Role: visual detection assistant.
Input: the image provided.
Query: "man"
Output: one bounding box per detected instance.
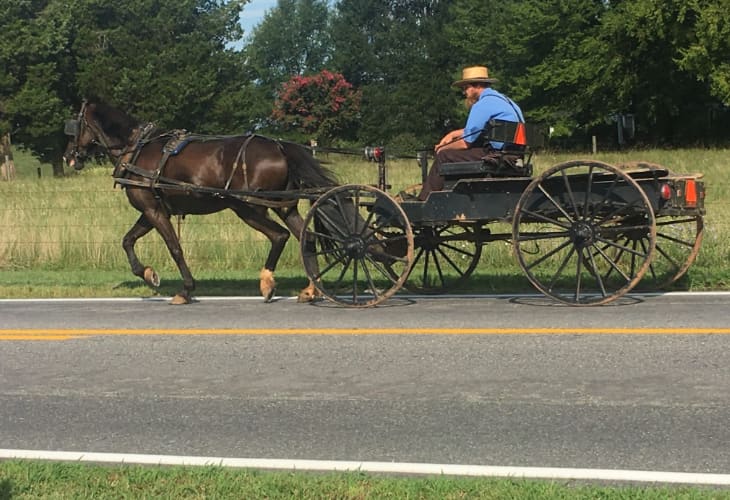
[417,65,524,201]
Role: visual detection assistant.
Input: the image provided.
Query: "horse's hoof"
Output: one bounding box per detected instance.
[143,267,160,287]
[297,289,315,303]
[170,294,190,305]
[259,268,276,303]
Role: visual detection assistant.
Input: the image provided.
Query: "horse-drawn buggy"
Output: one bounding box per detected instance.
[64,100,705,307]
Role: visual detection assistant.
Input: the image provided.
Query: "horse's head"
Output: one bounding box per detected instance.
[63,99,140,170]
[64,100,96,170]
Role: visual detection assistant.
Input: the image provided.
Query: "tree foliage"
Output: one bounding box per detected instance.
[272,70,361,144]
[2,0,729,168]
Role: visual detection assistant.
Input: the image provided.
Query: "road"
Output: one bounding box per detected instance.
[1,293,729,476]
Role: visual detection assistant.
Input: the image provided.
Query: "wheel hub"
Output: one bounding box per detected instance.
[570,221,595,248]
[344,236,367,258]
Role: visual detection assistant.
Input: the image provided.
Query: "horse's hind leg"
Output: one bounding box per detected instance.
[230,203,290,302]
[274,206,319,303]
[123,214,161,288]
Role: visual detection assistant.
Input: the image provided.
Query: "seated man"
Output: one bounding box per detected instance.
[417,65,525,201]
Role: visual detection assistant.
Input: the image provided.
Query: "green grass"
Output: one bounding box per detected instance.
[1,147,728,298]
[1,461,728,499]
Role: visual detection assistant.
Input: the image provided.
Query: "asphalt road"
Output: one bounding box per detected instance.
[1,293,729,474]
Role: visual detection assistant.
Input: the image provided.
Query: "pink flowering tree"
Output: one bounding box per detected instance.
[272,70,361,144]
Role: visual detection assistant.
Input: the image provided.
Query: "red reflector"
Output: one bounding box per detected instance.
[514,123,527,145]
[685,179,697,207]
[660,183,671,200]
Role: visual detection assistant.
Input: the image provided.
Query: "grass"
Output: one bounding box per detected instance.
[1,461,728,499]
[0,147,728,298]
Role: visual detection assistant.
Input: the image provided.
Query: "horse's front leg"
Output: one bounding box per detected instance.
[143,208,196,304]
[123,214,160,288]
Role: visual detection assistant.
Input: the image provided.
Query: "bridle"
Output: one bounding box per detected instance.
[63,100,91,169]
[64,99,150,169]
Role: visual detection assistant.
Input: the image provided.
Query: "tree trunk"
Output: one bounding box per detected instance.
[1,133,16,181]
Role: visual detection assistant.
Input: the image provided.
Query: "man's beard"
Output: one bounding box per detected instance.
[464,95,478,109]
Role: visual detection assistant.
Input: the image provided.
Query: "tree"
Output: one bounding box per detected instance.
[330,0,457,147]
[70,0,247,130]
[676,0,730,106]
[271,70,361,144]
[244,0,331,88]
[0,0,249,173]
[0,0,77,174]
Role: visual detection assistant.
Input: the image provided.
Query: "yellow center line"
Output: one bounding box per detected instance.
[2,327,730,341]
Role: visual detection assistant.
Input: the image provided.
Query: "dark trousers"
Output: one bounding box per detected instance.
[417,147,489,201]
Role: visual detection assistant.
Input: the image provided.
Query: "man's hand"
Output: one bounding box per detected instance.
[435,129,467,152]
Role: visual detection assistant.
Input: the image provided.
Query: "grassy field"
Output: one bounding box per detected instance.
[1,460,728,499]
[0,147,727,299]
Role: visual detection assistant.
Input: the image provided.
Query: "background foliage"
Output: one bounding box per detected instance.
[1,0,729,174]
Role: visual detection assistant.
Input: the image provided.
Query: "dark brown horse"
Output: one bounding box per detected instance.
[64,99,337,304]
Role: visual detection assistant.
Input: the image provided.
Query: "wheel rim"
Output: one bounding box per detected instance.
[512,160,656,305]
[635,214,703,289]
[404,224,482,294]
[301,184,414,307]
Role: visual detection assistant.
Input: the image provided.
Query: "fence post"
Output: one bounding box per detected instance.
[1,133,16,181]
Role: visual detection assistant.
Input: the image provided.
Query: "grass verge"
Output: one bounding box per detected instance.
[1,461,728,499]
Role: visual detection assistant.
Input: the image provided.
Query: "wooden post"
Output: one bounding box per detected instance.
[1,133,16,181]
[591,135,597,154]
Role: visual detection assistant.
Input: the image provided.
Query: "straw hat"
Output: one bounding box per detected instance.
[452,66,498,88]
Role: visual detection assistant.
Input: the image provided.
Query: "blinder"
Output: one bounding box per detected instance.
[64,119,80,137]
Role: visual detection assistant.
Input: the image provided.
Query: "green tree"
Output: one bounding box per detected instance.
[330,0,456,148]
[0,0,249,173]
[70,0,247,131]
[244,0,331,86]
[0,0,77,173]
[677,0,730,106]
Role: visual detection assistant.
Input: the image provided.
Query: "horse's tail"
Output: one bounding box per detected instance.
[279,140,338,189]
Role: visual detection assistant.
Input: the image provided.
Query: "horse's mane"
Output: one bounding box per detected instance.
[86,98,141,140]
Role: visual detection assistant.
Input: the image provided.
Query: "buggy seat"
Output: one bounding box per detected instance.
[440,119,544,186]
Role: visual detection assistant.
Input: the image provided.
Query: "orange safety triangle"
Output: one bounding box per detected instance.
[514,123,527,145]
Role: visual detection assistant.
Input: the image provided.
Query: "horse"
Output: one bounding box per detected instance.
[63,98,338,304]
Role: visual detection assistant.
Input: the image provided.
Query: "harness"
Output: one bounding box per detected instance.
[113,132,297,210]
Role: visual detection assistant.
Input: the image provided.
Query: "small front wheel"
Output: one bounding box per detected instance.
[301,184,414,307]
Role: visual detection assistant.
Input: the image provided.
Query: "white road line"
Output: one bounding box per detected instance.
[1,449,729,485]
[2,291,730,303]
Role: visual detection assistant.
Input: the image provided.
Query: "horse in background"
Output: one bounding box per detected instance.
[64,99,338,304]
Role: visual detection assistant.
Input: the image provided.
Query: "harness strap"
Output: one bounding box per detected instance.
[225,134,257,191]
[116,163,300,208]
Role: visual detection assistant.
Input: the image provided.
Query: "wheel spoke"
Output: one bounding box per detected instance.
[537,183,575,223]
[519,208,572,230]
[585,247,608,296]
[523,238,574,271]
[560,169,581,219]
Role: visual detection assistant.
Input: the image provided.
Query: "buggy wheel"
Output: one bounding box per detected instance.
[512,160,656,305]
[301,184,414,307]
[634,214,703,289]
[403,223,482,294]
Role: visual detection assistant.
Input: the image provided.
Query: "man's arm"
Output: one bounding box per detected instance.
[435,129,468,152]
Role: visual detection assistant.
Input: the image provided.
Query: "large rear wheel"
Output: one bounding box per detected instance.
[512,160,656,305]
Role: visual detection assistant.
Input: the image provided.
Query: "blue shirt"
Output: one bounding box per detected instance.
[464,88,524,149]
